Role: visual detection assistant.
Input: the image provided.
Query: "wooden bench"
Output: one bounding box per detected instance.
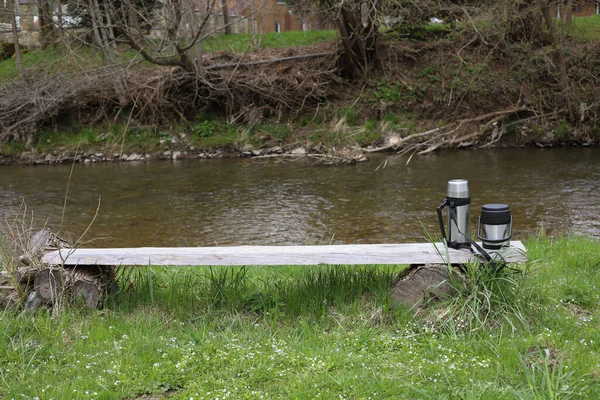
[4,229,527,311]
[4,240,526,310]
[42,241,527,267]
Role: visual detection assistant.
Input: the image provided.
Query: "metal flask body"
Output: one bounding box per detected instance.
[478,204,512,249]
[446,179,471,248]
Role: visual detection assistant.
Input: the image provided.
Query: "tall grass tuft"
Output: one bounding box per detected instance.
[519,347,588,399]
[207,266,249,310]
[425,262,527,334]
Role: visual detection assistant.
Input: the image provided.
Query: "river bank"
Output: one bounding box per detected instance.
[1,118,597,166]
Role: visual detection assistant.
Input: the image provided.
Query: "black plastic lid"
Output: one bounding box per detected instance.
[480,204,511,225]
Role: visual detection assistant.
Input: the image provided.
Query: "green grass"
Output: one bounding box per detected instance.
[0,141,27,156]
[30,125,162,155]
[1,235,599,398]
[27,120,241,155]
[570,14,600,41]
[0,30,336,83]
[0,44,142,83]
[202,30,336,53]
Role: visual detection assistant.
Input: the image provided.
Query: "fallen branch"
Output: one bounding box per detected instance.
[204,52,335,70]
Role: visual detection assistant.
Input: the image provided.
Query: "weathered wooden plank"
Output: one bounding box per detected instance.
[42,241,527,266]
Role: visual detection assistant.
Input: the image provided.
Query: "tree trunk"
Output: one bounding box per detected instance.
[8,0,25,81]
[558,1,563,19]
[38,0,55,50]
[566,0,573,24]
[166,0,182,43]
[56,0,63,36]
[34,268,64,303]
[336,0,378,80]
[0,229,117,311]
[539,0,569,88]
[88,0,127,103]
[222,0,232,34]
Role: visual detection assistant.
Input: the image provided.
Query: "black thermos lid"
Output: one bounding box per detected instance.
[480,204,511,225]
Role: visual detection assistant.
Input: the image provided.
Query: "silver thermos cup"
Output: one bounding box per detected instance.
[478,204,512,249]
[446,179,471,248]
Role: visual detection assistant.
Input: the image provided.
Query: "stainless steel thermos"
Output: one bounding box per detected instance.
[437,179,471,249]
[477,204,512,249]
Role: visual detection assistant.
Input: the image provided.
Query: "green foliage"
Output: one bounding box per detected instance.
[281,266,396,317]
[554,121,570,141]
[382,21,452,42]
[341,108,359,126]
[382,112,418,135]
[561,284,595,309]
[503,115,519,136]
[0,141,27,155]
[370,78,402,105]
[417,65,442,83]
[363,120,377,132]
[0,31,336,84]
[424,262,527,334]
[569,15,600,41]
[194,120,217,138]
[368,78,425,110]
[191,133,238,149]
[207,266,249,309]
[34,127,109,152]
[436,62,492,106]
[249,123,291,142]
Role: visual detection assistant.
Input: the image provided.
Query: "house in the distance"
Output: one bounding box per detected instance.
[552,0,600,18]
[0,0,42,47]
[1,0,330,47]
[204,0,329,35]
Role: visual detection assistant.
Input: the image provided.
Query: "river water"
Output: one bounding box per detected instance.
[0,148,598,247]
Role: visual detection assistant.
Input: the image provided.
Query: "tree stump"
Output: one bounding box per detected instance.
[389,264,465,310]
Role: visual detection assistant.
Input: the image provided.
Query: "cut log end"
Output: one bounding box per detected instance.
[34,268,64,304]
[34,265,115,308]
[72,280,100,308]
[389,264,464,310]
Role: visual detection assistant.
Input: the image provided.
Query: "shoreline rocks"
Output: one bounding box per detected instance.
[0,139,598,166]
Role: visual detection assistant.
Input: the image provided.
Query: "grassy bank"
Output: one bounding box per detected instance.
[1,235,599,399]
[0,112,408,162]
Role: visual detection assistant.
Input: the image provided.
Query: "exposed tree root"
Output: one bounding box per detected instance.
[360,107,542,158]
